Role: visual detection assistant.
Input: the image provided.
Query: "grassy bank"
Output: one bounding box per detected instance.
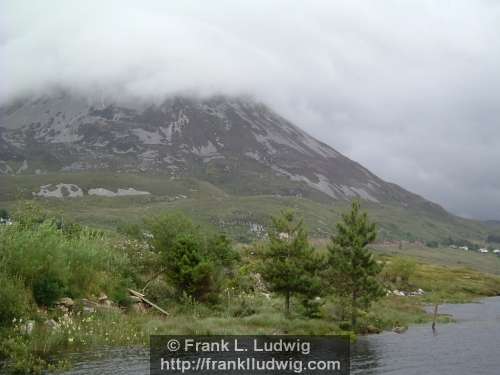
[1,207,499,374]
[2,258,498,374]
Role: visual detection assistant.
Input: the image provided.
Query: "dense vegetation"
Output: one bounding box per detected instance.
[1,201,499,374]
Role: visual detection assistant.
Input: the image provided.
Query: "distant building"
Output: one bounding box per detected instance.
[493,249,500,254]
[0,218,12,225]
[459,246,469,251]
[479,248,489,253]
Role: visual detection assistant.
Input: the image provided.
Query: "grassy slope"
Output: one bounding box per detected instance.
[0,173,495,243]
[370,243,500,276]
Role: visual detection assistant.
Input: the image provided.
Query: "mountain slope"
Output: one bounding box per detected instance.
[0,93,479,241]
[1,95,439,204]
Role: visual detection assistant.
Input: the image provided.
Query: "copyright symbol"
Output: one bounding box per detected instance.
[167,339,181,352]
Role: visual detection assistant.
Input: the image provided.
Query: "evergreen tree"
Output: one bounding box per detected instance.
[258,211,324,316]
[327,200,385,328]
[0,208,9,220]
[145,213,238,301]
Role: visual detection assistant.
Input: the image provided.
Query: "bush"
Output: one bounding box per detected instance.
[32,272,66,307]
[145,213,238,302]
[0,220,132,306]
[230,297,257,317]
[164,233,216,300]
[0,273,32,325]
[0,208,9,220]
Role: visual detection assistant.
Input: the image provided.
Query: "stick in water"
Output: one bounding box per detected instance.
[432,303,439,334]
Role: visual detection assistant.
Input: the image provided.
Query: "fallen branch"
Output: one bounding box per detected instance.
[128,288,169,316]
[141,268,166,294]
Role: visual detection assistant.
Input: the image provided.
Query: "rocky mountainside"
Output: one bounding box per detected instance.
[0,93,442,213]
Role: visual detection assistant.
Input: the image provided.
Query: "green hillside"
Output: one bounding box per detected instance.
[1,173,495,244]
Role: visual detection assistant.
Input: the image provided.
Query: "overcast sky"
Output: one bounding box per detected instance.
[1,0,500,220]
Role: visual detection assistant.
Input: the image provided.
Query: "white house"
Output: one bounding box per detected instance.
[479,248,489,253]
[459,246,469,251]
[493,249,500,254]
[0,218,12,225]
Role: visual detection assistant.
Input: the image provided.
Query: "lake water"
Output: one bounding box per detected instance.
[60,297,500,375]
[351,296,500,375]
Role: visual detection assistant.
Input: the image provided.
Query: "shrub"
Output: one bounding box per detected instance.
[0,273,32,325]
[145,213,238,302]
[12,201,47,228]
[0,208,9,220]
[230,297,257,317]
[32,272,66,307]
[163,233,216,301]
[0,220,132,306]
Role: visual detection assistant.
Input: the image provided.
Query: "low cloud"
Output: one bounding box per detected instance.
[1,0,500,219]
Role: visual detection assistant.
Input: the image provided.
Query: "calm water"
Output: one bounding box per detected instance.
[351,296,500,375]
[59,297,500,375]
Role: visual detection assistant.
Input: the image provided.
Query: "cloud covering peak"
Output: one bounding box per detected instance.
[2,0,500,219]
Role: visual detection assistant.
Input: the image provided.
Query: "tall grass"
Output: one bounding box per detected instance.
[0,221,132,317]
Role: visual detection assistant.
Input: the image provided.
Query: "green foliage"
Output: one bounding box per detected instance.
[0,274,32,325]
[0,218,132,305]
[0,200,498,374]
[117,222,144,239]
[12,201,47,228]
[0,208,9,220]
[32,272,66,306]
[258,210,325,316]
[207,234,241,267]
[229,296,258,317]
[327,200,385,329]
[145,212,238,302]
[166,233,216,300]
[443,237,479,251]
[382,257,417,287]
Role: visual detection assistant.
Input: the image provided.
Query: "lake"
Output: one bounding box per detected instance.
[60,297,500,375]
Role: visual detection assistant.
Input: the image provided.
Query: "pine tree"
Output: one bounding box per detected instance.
[328,200,385,329]
[145,213,238,301]
[258,211,324,316]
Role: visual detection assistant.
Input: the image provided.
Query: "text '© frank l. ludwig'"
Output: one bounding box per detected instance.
[182,337,311,355]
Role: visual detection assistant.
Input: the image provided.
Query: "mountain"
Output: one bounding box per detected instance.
[0,93,487,241]
[0,94,435,204]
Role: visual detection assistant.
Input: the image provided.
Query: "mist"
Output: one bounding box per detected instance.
[2,0,500,219]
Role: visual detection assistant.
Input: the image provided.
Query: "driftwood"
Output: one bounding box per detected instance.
[128,288,169,316]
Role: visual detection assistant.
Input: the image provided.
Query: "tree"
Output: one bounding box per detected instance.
[327,200,385,329]
[145,213,238,302]
[164,233,216,300]
[0,208,9,220]
[258,211,324,316]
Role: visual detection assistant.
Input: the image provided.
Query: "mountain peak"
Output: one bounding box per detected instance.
[0,94,435,210]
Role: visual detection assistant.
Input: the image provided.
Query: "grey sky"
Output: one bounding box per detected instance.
[1,0,500,219]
